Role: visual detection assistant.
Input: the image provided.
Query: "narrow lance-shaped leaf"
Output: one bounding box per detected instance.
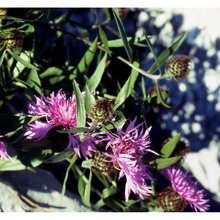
[161,133,181,158]
[70,37,98,80]
[145,35,163,76]
[7,50,37,70]
[114,50,139,110]
[0,44,6,67]
[72,80,86,128]
[44,150,75,163]
[78,169,92,207]
[61,154,77,196]
[156,156,181,170]
[148,32,187,74]
[98,25,110,54]
[87,52,107,91]
[112,8,133,62]
[84,84,96,114]
[107,36,150,48]
[0,148,46,171]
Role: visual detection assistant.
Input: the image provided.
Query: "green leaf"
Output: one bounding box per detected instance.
[87,53,107,91]
[102,187,117,199]
[72,80,86,128]
[98,26,110,54]
[161,133,181,158]
[81,159,92,169]
[145,35,163,77]
[0,148,46,171]
[25,69,42,94]
[114,51,139,110]
[148,32,187,74]
[44,150,75,163]
[93,199,105,210]
[78,169,92,207]
[14,78,41,97]
[7,49,37,70]
[61,154,77,196]
[155,156,181,170]
[0,44,6,67]
[107,36,149,48]
[112,8,133,62]
[84,84,95,114]
[70,37,98,79]
[40,67,63,78]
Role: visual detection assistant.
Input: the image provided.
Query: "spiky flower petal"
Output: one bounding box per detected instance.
[161,166,209,212]
[98,118,157,201]
[25,90,97,158]
[25,90,77,140]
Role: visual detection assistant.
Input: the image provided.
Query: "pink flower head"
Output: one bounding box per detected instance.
[100,118,157,201]
[0,141,11,160]
[161,165,209,212]
[25,90,97,158]
[25,90,77,140]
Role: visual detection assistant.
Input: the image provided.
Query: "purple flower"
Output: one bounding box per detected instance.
[99,118,157,201]
[0,141,11,160]
[161,165,209,212]
[67,134,97,159]
[25,90,97,158]
[25,90,77,140]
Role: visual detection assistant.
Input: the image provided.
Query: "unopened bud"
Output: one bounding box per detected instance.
[156,186,188,212]
[167,55,192,81]
[89,98,114,124]
[91,151,114,176]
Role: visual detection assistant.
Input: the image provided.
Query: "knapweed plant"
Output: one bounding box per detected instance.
[0,8,209,212]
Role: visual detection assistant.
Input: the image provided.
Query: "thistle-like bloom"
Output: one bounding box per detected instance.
[160,165,209,212]
[0,141,11,160]
[25,90,77,140]
[99,118,157,202]
[25,90,97,158]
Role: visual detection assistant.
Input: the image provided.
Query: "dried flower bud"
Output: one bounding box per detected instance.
[167,55,192,81]
[6,30,24,51]
[91,151,114,176]
[89,98,114,124]
[156,186,188,212]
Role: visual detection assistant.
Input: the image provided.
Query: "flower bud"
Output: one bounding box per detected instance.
[156,186,188,212]
[91,151,114,176]
[167,55,192,81]
[89,98,114,124]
